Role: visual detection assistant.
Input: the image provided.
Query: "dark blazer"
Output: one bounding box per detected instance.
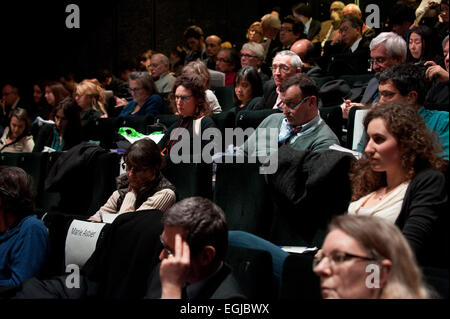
[361,77,379,104]
[145,262,247,299]
[307,19,322,41]
[324,38,371,75]
[395,167,448,268]
[255,80,278,110]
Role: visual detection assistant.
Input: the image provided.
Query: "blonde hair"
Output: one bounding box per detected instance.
[75,79,107,116]
[329,215,433,299]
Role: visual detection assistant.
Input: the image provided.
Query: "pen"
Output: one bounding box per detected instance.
[98,211,103,223]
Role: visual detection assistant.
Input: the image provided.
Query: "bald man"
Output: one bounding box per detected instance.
[290,39,321,75]
[312,1,345,45]
[342,3,376,40]
[205,35,222,70]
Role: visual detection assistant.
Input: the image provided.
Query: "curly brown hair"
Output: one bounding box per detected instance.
[170,74,211,118]
[350,102,447,200]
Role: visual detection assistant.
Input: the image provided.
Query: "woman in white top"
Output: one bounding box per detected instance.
[0,108,34,153]
[89,138,176,222]
[347,102,447,266]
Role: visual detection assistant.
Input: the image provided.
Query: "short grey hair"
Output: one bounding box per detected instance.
[369,32,407,62]
[152,53,169,66]
[129,71,158,94]
[241,42,265,59]
[274,50,303,69]
[442,35,449,49]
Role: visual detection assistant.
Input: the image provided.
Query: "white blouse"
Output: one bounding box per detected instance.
[347,181,410,224]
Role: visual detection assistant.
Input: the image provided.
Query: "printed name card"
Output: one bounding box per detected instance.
[65,219,107,267]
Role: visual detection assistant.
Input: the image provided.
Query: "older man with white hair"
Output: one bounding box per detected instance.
[149,53,176,94]
[240,42,269,82]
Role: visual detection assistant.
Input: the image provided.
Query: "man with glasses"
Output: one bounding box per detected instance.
[149,53,175,94]
[256,50,302,110]
[241,73,339,157]
[341,32,406,118]
[1,84,25,129]
[279,15,305,51]
[145,197,246,300]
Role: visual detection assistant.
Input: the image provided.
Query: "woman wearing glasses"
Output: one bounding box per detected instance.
[118,72,163,117]
[33,97,82,152]
[348,102,447,267]
[158,74,217,158]
[314,214,432,298]
[89,138,175,222]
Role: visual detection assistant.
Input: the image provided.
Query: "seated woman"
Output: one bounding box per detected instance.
[44,81,70,121]
[182,60,222,114]
[0,108,34,153]
[89,138,175,222]
[33,97,82,152]
[74,79,108,126]
[407,25,441,65]
[246,21,265,44]
[158,74,218,159]
[0,166,49,287]
[29,82,51,122]
[314,214,432,298]
[118,71,163,117]
[348,102,448,267]
[232,66,263,113]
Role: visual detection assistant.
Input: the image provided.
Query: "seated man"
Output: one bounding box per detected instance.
[0,166,49,287]
[321,16,370,75]
[145,197,246,300]
[204,35,222,70]
[149,53,176,94]
[240,73,339,158]
[240,42,270,82]
[256,50,302,110]
[356,63,449,158]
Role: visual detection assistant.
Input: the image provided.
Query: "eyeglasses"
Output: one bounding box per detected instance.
[280,27,293,33]
[280,96,311,111]
[270,64,292,73]
[312,249,376,271]
[240,53,257,59]
[217,57,231,63]
[174,95,192,102]
[121,162,148,174]
[160,235,173,256]
[368,57,387,65]
[128,87,144,93]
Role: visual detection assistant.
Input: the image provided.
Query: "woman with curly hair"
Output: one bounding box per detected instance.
[348,102,448,267]
[158,74,217,160]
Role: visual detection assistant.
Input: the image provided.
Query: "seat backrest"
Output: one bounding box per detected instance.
[211,86,235,112]
[352,108,370,151]
[162,160,213,201]
[235,109,279,130]
[279,253,321,299]
[225,245,275,299]
[319,105,344,143]
[213,156,273,238]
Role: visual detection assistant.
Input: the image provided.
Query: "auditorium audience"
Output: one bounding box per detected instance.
[348,102,448,267]
[240,42,269,82]
[407,25,441,65]
[29,82,51,122]
[246,21,264,44]
[118,72,163,117]
[184,25,207,64]
[89,138,175,222]
[0,108,34,153]
[169,46,188,76]
[0,166,49,287]
[313,1,345,54]
[1,84,26,129]
[314,214,432,298]
[292,2,321,41]
[278,15,305,51]
[204,35,222,70]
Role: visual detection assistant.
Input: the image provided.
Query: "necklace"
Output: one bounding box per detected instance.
[374,186,397,201]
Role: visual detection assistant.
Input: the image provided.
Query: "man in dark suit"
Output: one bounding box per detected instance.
[292,2,321,41]
[256,50,302,110]
[145,197,246,299]
[1,84,26,128]
[322,16,371,75]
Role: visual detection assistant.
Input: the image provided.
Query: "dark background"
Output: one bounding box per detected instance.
[1,0,388,97]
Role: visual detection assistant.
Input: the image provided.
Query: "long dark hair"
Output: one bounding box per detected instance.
[233,66,263,104]
[55,97,82,150]
[407,25,441,64]
[8,108,32,141]
[170,74,211,118]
